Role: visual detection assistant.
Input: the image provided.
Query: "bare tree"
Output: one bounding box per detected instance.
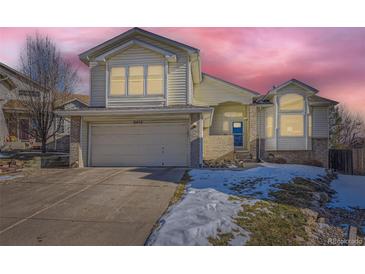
[329,104,365,149]
[17,34,79,153]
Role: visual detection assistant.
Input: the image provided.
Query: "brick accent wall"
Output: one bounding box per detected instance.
[248,105,258,160]
[203,131,234,160]
[69,116,82,167]
[262,138,329,167]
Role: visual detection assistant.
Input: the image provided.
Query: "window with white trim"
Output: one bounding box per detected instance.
[110,67,126,96]
[279,94,304,111]
[266,114,274,138]
[308,113,312,137]
[279,94,305,137]
[109,64,164,97]
[280,114,304,136]
[147,65,164,95]
[128,66,144,96]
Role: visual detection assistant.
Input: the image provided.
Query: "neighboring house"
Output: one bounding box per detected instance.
[57,27,337,168]
[0,62,89,151]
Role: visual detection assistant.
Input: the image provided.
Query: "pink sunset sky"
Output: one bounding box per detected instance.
[0,27,364,118]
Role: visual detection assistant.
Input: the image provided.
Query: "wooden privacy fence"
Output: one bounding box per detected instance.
[329,148,365,175]
[329,149,353,175]
[352,147,365,175]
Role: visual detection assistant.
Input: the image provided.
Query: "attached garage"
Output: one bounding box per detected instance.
[89,122,189,167]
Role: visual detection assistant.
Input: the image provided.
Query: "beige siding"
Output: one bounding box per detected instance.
[108,45,164,66]
[312,107,328,138]
[132,35,189,105]
[210,103,248,135]
[102,44,188,107]
[193,75,256,106]
[168,55,188,105]
[90,64,106,107]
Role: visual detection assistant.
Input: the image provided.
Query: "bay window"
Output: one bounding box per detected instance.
[109,64,164,96]
[280,114,304,136]
[279,94,305,137]
[279,93,304,111]
[265,114,274,138]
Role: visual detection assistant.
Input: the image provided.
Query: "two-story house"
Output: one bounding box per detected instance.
[58,28,337,168]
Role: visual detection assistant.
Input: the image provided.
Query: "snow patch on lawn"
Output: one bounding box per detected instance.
[148,163,327,246]
[147,188,254,246]
[329,174,365,209]
[189,163,326,199]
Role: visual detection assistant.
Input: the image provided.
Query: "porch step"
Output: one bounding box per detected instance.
[235,150,255,162]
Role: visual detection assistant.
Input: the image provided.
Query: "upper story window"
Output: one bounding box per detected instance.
[110,64,164,97]
[110,67,126,96]
[128,66,144,96]
[147,65,164,95]
[279,94,305,137]
[279,94,304,111]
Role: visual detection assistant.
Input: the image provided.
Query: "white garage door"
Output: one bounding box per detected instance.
[90,122,189,167]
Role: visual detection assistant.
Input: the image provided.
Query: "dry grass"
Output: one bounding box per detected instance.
[235,201,309,245]
[169,170,191,205]
[208,232,234,246]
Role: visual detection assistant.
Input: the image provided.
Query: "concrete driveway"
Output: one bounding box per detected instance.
[0,167,184,245]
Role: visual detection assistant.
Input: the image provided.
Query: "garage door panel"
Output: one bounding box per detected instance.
[90,123,189,167]
[92,144,163,155]
[92,135,187,146]
[92,124,187,135]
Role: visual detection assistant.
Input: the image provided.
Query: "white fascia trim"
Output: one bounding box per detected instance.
[56,107,213,117]
[94,39,177,63]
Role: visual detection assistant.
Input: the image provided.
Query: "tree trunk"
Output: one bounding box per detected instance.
[41,138,47,154]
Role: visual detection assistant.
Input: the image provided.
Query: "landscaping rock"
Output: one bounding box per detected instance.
[203,159,245,168]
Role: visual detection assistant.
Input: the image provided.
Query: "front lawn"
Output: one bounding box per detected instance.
[147,163,365,246]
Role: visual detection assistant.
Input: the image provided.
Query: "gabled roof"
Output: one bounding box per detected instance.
[79,27,199,64]
[3,94,90,111]
[308,94,338,106]
[0,62,44,90]
[268,78,319,94]
[94,39,177,63]
[58,94,90,108]
[193,73,259,106]
[255,78,338,106]
[202,73,260,96]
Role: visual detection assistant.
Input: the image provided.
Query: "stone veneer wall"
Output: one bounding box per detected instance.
[262,138,329,167]
[248,105,258,160]
[203,128,234,160]
[69,116,82,167]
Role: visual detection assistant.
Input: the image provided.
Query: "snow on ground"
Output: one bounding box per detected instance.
[189,163,326,199]
[329,174,365,209]
[148,163,325,246]
[147,188,254,245]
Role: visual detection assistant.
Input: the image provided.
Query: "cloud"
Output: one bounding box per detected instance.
[0,27,364,117]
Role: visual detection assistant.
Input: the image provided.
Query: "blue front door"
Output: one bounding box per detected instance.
[232,122,243,147]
